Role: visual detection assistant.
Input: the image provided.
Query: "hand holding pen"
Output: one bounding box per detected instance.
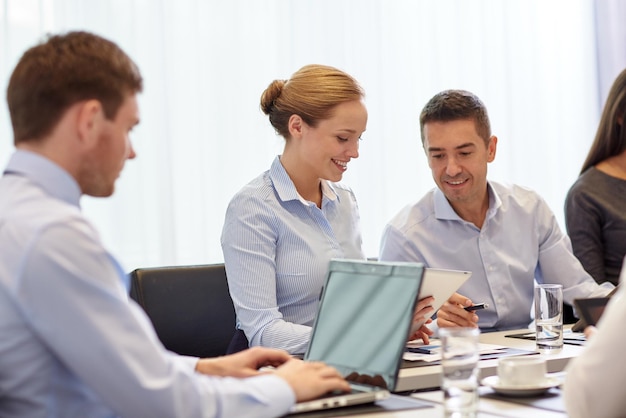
[464,303,489,312]
[408,303,488,356]
[437,293,483,328]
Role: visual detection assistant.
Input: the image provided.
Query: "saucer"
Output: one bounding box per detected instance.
[481,375,562,397]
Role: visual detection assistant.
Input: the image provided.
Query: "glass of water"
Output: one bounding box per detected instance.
[440,327,480,418]
[534,284,563,354]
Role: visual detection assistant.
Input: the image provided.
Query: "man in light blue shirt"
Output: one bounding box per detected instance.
[0,31,349,418]
[380,89,613,331]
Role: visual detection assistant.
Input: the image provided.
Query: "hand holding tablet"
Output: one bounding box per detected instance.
[408,269,471,339]
[418,268,472,314]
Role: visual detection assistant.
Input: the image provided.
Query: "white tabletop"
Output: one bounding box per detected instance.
[308,391,567,418]
[295,327,578,417]
[411,389,567,418]
[396,326,583,392]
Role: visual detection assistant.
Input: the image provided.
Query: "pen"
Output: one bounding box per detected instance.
[464,303,489,312]
[407,345,440,355]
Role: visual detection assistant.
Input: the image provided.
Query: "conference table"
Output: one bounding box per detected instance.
[290,390,568,417]
[396,326,583,392]
[295,327,581,417]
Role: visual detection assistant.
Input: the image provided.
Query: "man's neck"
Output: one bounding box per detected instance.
[449,192,490,230]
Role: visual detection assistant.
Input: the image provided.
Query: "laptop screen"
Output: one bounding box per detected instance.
[305,259,424,390]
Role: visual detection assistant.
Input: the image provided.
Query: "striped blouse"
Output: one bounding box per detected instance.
[221,156,365,354]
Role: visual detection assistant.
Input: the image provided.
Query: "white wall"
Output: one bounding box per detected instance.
[0,0,605,269]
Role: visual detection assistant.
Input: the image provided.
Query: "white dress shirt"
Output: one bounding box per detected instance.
[0,150,294,418]
[564,259,626,418]
[221,156,365,354]
[379,181,612,330]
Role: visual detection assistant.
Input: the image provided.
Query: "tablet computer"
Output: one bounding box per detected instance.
[419,268,472,314]
[407,268,471,337]
[573,297,610,329]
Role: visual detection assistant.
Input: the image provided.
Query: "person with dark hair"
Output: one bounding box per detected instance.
[379,89,612,331]
[565,69,626,286]
[0,32,350,418]
[221,64,434,354]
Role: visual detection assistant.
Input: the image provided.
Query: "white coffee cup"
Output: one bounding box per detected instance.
[497,356,547,387]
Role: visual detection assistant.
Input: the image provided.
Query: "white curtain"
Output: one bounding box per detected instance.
[0,0,608,270]
[593,0,626,104]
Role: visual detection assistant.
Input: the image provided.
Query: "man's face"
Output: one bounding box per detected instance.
[80,94,139,197]
[423,118,496,211]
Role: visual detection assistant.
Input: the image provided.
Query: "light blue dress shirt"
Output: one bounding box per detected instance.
[0,150,294,418]
[379,181,613,331]
[221,156,365,354]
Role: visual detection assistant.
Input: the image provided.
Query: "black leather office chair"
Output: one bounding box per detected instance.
[563,302,578,324]
[129,263,236,358]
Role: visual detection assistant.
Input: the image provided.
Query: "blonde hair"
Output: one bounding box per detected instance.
[260,64,364,138]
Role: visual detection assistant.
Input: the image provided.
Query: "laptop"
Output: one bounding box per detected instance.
[288,259,425,414]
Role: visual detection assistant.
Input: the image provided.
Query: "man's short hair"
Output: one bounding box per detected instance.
[6,31,143,144]
[419,89,492,145]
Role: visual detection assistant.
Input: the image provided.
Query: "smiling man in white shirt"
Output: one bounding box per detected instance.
[379,89,613,331]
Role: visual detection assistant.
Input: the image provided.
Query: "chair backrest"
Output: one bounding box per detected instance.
[129,263,235,358]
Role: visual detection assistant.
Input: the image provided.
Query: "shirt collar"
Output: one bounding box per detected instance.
[4,149,82,208]
[269,155,339,206]
[433,181,501,221]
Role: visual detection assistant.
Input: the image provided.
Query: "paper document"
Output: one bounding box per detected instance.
[404,339,506,362]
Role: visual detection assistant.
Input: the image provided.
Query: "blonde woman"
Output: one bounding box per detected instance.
[221,65,433,354]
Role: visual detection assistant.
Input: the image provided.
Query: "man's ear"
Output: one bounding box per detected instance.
[487,136,498,162]
[287,114,304,139]
[76,100,104,148]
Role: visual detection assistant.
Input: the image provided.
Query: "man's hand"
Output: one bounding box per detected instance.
[584,325,597,340]
[274,359,351,402]
[408,321,434,344]
[408,296,435,343]
[195,347,351,402]
[195,346,291,378]
[436,292,479,328]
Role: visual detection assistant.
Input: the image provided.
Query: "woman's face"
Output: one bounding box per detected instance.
[297,99,367,182]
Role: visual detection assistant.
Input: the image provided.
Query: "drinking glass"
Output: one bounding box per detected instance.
[534,284,563,354]
[440,327,480,418]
